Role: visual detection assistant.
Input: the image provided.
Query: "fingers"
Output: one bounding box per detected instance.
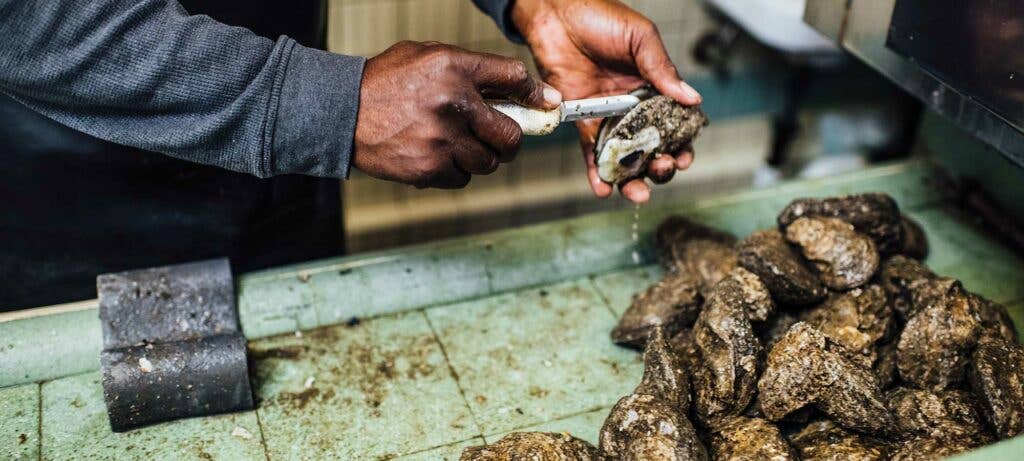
[646,154,676,184]
[465,52,562,109]
[576,120,613,198]
[464,93,523,163]
[631,22,702,106]
[419,159,471,189]
[450,135,501,175]
[620,179,651,203]
[676,150,694,170]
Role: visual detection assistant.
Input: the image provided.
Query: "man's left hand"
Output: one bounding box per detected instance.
[511,0,703,203]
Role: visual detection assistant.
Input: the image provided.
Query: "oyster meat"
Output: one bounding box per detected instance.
[595,87,708,184]
[709,416,796,461]
[612,271,702,348]
[784,217,879,290]
[738,229,827,306]
[789,419,889,461]
[969,336,1024,438]
[460,432,600,461]
[777,193,904,255]
[758,323,892,435]
[897,278,982,391]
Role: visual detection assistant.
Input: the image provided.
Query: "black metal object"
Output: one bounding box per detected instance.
[887,0,1024,133]
[97,258,254,432]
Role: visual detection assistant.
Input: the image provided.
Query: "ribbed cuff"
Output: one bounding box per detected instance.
[268,39,365,178]
[472,0,525,44]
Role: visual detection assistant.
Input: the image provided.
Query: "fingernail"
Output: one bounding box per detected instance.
[543,85,563,106]
[679,81,702,104]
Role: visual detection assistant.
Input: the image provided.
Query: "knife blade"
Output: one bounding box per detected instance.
[488,94,641,136]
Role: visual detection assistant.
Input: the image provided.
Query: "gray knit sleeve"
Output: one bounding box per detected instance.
[0,0,364,178]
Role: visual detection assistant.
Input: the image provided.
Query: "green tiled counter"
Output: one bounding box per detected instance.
[2,160,1022,460]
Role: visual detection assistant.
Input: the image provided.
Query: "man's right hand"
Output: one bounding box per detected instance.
[353,41,561,188]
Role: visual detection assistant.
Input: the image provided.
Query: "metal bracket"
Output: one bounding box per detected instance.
[97,258,254,432]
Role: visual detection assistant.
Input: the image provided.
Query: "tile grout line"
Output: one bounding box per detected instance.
[253,409,272,461]
[380,435,483,461]
[419,309,487,445]
[479,404,613,441]
[36,382,42,461]
[583,276,621,320]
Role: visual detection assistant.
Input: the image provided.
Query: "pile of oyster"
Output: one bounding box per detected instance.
[462,193,1023,461]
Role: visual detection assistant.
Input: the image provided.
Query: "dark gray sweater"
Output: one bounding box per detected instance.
[0,0,516,179]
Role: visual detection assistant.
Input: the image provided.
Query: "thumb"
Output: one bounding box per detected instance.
[632,23,702,106]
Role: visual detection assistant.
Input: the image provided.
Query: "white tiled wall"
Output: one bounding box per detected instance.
[329,0,774,252]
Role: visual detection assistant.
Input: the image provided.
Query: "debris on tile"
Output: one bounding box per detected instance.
[231,426,253,440]
[304,377,315,389]
[138,357,153,373]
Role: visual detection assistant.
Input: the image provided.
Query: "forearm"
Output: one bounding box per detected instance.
[0,0,363,178]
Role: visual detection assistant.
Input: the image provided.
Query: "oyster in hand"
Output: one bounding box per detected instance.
[738,229,826,307]
[784,217,879,290]
[460,432,600,461]
[595,87,708,184]
[611,271,702,349]
[758,323,892,435]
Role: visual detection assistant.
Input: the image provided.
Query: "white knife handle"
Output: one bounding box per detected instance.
[487,101,561,136]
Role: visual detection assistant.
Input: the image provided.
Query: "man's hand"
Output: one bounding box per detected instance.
[511,0,703,203]
[354,41,561,188]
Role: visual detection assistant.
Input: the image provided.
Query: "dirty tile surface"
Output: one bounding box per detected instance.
[0,383,38,460]
[40,372,265,461]
[251,310,478,460]
[426,280,643,436]
[589,265,663,317]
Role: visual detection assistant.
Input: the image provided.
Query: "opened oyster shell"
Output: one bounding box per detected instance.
[595,87,708,184]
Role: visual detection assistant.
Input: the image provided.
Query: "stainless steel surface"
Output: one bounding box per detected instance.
[804,0,1024,167]
[560,95,641,122]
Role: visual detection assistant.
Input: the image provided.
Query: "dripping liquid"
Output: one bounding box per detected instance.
[631,202,641,265]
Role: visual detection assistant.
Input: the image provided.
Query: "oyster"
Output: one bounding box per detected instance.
[691,277,764,426]
[783,217,879,290]
[612,271,702,348]
[899,216,929,260]
[601,326,708,460]
[461,432,599,460]
[789,419,889,461]
[757,311,799,351]
[595,87,708,184]
[888,435,986,461]
[708,268,774,322]
[777,193,904,255]
[878,256,935,321]
[709,416,796,461]
[872,341,898,389]
[798,285,893,367]
[969,336,1024,438]
[897,278,982,391]
[635,326,691,409]
[970,293,1018,343]
[758,323,892,435]
[599,393,708,460]
[737,229,827,307]
[655,216,738,294]
[886,387,987,440]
